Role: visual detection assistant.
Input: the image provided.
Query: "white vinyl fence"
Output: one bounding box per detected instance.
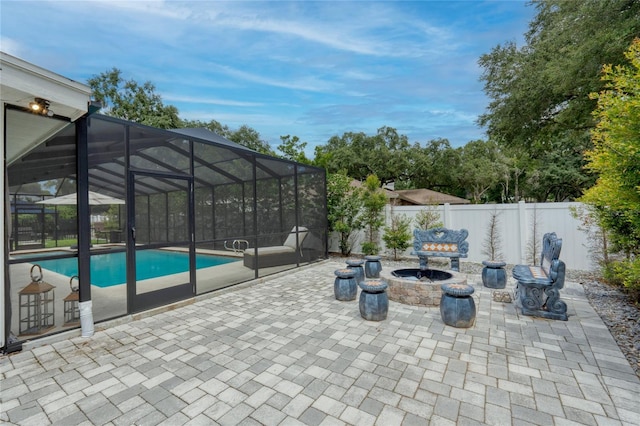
[329,201,594,271]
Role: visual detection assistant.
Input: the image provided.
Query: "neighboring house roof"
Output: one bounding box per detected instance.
[349,180,469,205]
[391,188,470,205]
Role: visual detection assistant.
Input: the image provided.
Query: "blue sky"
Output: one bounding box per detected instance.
[1,1,534,153]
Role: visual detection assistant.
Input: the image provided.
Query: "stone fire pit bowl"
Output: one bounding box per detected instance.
[380,268,467,307]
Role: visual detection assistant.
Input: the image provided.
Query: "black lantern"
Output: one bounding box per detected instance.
[19,265,55,335]
[63,276,80,326]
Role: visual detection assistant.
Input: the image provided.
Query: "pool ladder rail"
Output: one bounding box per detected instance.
[224,239,249,253]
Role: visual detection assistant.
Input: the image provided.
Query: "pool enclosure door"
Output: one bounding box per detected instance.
[128,171,195,313]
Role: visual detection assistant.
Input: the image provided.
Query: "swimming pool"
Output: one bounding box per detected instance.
[34,250,238,288]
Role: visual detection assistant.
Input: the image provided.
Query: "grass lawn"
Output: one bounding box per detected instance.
[45,238,104,248]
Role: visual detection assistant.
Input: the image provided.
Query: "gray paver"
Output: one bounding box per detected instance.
[50,409,89,426]
[359,397,385,417]
[267,391,293,410]
[250,404,287,425]
[84,402,121,425]
[298,407,327,426]
[3,260,640,426]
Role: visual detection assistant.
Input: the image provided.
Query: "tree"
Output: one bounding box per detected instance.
[277,135,311,164]
[526,205,542,264]
[482,209,504,261]
[360,175,388,255]
[414,205,443,230]
[315,126,411,186]
[180,118,231,137]
[180,118,275,155]
[398,139,461,195]
[478,0,640,199]
[226,124,275,156]
[89,70,274,154]
[480,0,640,151]
[580,38,640,296]
[88,68,180,129]
[382,212,412,261]
[523,141,592,202]
[456,140,507,203]
[327,172,363,256]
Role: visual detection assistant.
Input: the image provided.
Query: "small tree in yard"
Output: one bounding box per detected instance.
[526,205,542,264]
[482,209,504,261]
[414,203,443,230]
[383,212,412,260]
[327,172,363,256]
[360,175,387,255]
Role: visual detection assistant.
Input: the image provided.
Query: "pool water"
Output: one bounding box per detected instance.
[34,250,238,288]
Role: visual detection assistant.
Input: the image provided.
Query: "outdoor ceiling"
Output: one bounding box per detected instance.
[5,108,71,166]
[1,52,93,166]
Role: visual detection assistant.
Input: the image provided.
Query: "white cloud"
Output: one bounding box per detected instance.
[163,94,263,107]
[1,0,535,148]
[205,63,340,93]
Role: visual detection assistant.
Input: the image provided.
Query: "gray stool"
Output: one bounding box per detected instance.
[334,269,357,301]
[440,283,476,328]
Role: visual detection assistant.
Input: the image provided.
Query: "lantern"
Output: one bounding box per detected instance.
[64,276,80,326]
[19,264,55,335]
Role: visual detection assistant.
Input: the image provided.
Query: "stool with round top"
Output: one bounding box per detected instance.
[345,259,365,284]
[364,255,382,278]
[358,279,388,321]
[334,268,358,301]
[440,282,476,328]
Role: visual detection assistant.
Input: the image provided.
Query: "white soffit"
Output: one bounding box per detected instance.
[1,51,93,165]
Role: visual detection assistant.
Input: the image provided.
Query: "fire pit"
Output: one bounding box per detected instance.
[380,267,467,307]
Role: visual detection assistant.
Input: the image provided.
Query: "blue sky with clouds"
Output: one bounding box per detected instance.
[1,1,534,153]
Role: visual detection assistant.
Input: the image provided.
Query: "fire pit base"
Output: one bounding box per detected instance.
[381,268,467,307]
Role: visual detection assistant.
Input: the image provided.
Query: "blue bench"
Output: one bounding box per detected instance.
[512,232,568,321]
[412,228,469,272]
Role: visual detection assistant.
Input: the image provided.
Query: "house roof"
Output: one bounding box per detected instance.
[392,188,470,205]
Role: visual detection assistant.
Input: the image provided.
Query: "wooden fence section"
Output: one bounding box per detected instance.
[329,201,593,271]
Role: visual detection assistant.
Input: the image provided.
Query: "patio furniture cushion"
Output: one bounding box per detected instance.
[243,226,309,269]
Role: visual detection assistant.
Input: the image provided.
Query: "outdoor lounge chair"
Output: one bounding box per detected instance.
[243,226,309,269]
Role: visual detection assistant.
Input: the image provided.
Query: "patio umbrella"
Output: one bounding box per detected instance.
[36,191,125,206]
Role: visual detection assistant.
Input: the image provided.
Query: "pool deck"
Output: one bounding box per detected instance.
[2,259,639,425]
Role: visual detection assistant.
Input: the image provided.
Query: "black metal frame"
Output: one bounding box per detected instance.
[5,112,328,348]
[127,169,195,313]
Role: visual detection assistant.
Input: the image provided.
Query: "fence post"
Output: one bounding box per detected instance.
[518,200,527,264]
[443,203,451,228]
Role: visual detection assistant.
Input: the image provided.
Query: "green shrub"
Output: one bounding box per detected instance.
[361,241,380,256]
[611,259,640,302]
[383,214,412,260]
[602,262,623,286]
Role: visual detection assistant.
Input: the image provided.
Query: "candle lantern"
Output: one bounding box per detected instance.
[64,276,80,326]
[19,265,55,335]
